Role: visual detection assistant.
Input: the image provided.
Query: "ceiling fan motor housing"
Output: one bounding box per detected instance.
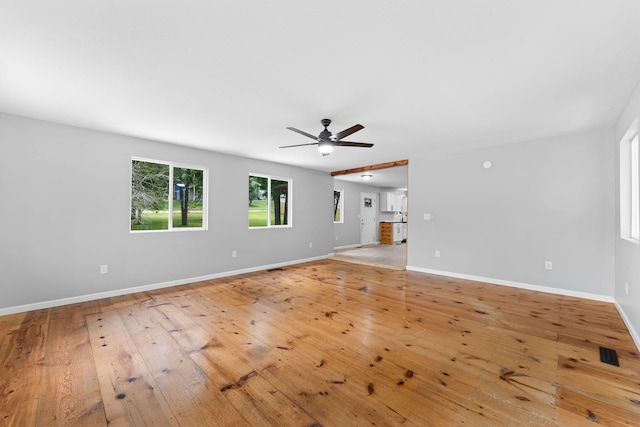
[320,119,333,140]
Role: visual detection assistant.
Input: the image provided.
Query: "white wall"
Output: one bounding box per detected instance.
[615,79,640,347]
[333,179,381,247]
[407,129,616,298]
[0,114,334,312]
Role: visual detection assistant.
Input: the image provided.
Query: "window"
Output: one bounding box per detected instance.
[248,174,292,228]
[333,189,344,223]
[620,119,639,244]
[130,158,208,232]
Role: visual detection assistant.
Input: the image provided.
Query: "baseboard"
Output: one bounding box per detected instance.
[405,265,615,303]
[333,243,363,250]
[614,300,640,352]
[0,255,329,316]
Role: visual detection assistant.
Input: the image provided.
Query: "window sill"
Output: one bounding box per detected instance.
[621,236,640,245]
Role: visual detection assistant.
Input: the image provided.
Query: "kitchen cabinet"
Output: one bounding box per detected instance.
[380,222,393,245]
[380,222,403,245]
[380,192,405,212]
[393,223,403,244]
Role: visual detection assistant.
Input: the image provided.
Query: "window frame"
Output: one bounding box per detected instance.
[333,189,344,223]
[620,119,639,244]
[130,157,209,233]
[248,173,293,229]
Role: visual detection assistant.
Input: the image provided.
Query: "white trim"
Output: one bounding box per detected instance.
[614,300,640,352]
[0,255,328,316]
[405,265,615,303]
[619,119,639,244]
[333,244,363,250]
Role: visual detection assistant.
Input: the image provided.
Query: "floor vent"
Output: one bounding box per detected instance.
[599,346,620,367]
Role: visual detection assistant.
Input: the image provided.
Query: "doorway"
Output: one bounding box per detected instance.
[332,161,408,270]
[360,192,377,245]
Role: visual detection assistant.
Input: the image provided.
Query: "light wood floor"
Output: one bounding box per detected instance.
[1,259,639,426]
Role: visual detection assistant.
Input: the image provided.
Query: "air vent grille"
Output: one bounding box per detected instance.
[599,346,619,367]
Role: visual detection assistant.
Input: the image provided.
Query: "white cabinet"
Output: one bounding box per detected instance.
[393,223,403,244]
[380,192,394,211]
[381,192,405,212]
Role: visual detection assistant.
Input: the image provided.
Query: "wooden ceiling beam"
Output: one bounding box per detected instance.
[330,159,408,177]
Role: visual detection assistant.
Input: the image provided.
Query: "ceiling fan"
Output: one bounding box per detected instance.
[280,118,373,156]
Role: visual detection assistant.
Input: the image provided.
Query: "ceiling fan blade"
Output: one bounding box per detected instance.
[335,141,374,148]
[279,142,319,148]
[286,127,318,140]
[333,124,364,141]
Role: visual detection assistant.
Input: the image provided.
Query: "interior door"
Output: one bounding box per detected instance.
[360,192,377,245]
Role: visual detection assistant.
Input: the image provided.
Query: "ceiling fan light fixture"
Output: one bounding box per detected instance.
[361,174,373,180]
[282,119,371,155]
[318,141,334,154]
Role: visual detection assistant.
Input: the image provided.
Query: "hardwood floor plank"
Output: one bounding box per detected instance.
[207,263,638,425]
[145,299,318,426]
[168,289,420,425]
[0,309,49,426]
[117,302,250,426]
[557,356,640,413]
[0,313,27,356]
[556,385,640,426]
[86,310,179,426]
[177,272,540,425]
[35,304,106,426]
[557,334,640,380]
[0,314,18,350]
[2,260,639,425]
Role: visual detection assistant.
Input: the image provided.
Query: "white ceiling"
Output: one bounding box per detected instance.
[2,1,640,187]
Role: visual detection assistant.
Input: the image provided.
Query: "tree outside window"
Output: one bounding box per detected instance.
[249,174,291,228]
[131,158,207,232]
[173,167,204,228]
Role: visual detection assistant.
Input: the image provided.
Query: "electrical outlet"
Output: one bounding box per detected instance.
[335,236,338,241]
[545,261,553,270]
[626,282,629,295]
[100,265,108,274]
[424,213,432,220]
[309,242,313,248]
[435,250,440,257]
[232,251,237,258]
